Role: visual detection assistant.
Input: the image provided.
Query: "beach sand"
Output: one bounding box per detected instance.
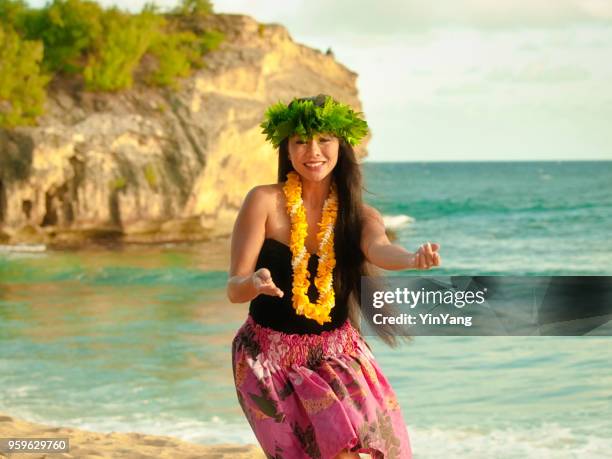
[0,412,265,458]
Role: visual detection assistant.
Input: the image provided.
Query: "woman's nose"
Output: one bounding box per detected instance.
[307,139,322,154]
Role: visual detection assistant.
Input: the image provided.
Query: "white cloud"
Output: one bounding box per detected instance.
[486,62,591,84]
[212,0,612,37]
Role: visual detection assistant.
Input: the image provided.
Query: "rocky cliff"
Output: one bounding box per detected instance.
[0,14,368,247]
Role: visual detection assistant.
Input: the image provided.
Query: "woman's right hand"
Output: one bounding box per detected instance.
[252,268,284,298]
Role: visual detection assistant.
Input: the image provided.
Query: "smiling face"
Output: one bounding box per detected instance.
[287,133,339,182]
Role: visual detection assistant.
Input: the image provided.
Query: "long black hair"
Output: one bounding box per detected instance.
[276,96,411,347]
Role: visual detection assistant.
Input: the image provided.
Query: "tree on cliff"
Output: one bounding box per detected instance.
[0,0,223,127]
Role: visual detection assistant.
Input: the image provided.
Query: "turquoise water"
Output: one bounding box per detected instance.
[364,161,612,275]
[1,161,611,458]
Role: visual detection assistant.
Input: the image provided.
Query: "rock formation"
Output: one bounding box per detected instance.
[0,14,368,247]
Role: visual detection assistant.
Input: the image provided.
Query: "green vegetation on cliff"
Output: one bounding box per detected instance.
[0,23,51,127]
[0,0,223,127]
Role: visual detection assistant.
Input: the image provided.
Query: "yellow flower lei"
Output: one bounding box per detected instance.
[282,171,338,325]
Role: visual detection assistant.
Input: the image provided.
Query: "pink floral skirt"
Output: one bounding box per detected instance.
[231,314,413,458]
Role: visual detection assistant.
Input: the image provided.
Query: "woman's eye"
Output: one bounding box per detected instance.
[319,138,330,143]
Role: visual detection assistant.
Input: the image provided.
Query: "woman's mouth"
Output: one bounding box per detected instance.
[304,161,326,171]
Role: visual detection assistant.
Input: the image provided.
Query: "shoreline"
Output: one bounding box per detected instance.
[0,412,264,458]
[0,235,231,252]
[0,236,233,272]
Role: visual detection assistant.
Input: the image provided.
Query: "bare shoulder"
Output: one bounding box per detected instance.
[229,184,278,278]
[242,184,278,208]
[362,203,384,224]
[252,183,283,196]
[264,183,286,206]
[246,183,277,195]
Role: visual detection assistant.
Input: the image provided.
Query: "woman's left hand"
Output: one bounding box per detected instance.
[413,242,441,270]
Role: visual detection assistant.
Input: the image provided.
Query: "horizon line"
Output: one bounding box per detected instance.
[362,159,612,163]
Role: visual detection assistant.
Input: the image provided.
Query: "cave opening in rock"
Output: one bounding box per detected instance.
[22,199,33,221]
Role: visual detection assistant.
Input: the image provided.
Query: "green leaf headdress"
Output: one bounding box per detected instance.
[260,94,369,148]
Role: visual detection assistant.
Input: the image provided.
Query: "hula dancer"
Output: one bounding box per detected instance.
[228,94,441,458]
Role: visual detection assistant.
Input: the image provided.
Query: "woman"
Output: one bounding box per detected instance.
[227,94,441,459]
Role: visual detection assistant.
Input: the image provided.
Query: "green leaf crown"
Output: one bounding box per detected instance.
[260,94,369,148]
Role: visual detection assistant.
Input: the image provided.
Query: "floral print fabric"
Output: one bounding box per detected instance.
[231,315,413,458]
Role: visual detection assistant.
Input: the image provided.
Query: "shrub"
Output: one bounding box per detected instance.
[199,28,223,53]
[0,0,225,125]
[174,0,212,16]
[109,176,126,190]
[83,7,163,91]
[143,163,158,188]
[0,23,51,128]
[19,0,104,74]
[146,29,201,88]
[0,0,27,27]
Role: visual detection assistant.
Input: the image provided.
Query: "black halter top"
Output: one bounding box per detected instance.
[248,238,349,334]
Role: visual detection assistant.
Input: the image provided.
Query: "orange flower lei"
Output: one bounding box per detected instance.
[282,171,338,325]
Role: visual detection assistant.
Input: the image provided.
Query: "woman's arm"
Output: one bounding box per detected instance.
[361,205,441,271]
[227,186,278,303]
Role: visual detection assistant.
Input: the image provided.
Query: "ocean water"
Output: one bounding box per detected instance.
[365,161,612,275]
[1,161,611,458]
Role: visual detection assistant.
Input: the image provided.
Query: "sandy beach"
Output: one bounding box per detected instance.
[0,412,264,459]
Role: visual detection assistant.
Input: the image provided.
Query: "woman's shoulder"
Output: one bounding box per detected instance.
[248,183,283,197]
[362,203,383,222]
[242,184,283,209]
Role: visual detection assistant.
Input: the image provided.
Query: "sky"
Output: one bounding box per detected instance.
[28,0,612,161]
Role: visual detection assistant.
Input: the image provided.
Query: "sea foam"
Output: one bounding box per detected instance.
[382,214,414,229]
